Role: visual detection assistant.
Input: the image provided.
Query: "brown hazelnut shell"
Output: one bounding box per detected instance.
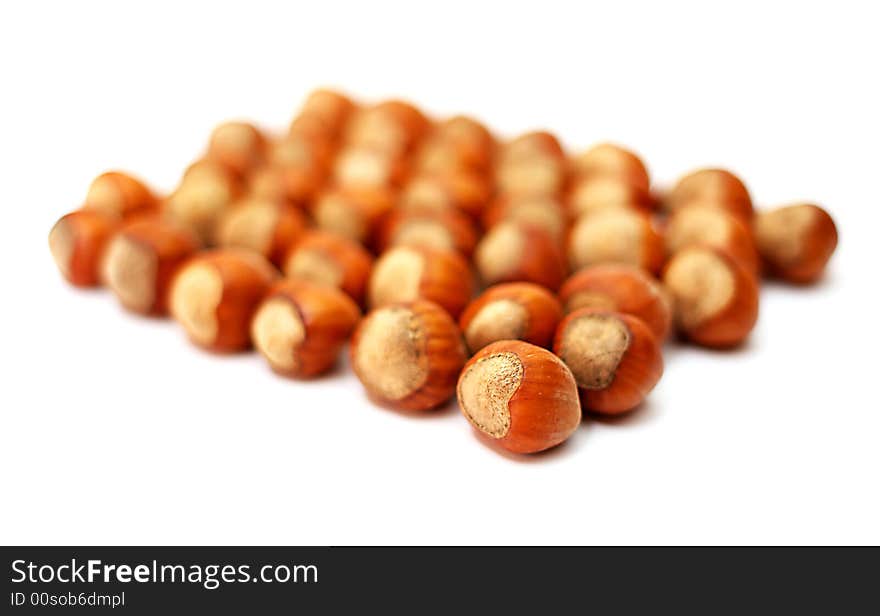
[367,245,474,318]
[351,299,467,411]
[169,249,278,352]
[475,222,567,291]
[665,168,754,222]
[83,171,158,220]
[103,217,201,315]
[662,245,760,348]
[252,278,361,377]
[459,282,563,353]
[376,209,478,256]
[558,264,673,341]
[282,230,373,306]
[458,340,581,454]
[554,309,664,415]
[48,209,120,287]
[754,203,838,284]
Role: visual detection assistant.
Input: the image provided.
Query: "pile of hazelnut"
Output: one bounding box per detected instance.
[49,90,838,455]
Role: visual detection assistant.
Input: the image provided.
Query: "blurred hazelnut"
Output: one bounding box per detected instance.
[754,203,838,283]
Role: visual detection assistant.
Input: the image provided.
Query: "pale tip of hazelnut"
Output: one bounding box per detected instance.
[457,351,523,439]
[464,299,528,353]
[103,235,158,313]
[557,312,630,389]
[170,263,223,345]
[251,297,306,372]
[353,305,428,401]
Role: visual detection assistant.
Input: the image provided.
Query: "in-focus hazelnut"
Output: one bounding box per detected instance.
[567,209,665,273]
[662,245,759,348]
[754,203,838,283]
[48,209,119,287]
[558,264,673,341]
[474,222,567,291]
[102,218,200,315]
[216,198,307,266]
[457,340,580,454]
[169,249,278,352]
[282,230,373,305]
[251,278,360,377]
[554,309,663,415]
[367,245,473,318]
[459,282,563,353]
[351,299,467,411]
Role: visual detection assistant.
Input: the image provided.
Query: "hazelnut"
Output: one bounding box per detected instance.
[482,195,567,241]
[566,175,654,217]
[248,164,323,207]
[662,245,759,348]
[102,218,200,315]
[373,100,430,143]
[288,112,339,145]
[376,209,478,256]
[567,209,665,273]
[665,168,754,221]
[558,264,673,341]
[267,134,333,175]
[343,101,427,155]
[417,116,494,172]
[367,245,473,318]
[554,309,663,415]
[311,186,394,246]
[216,198,307,266]
[569,142,650,191]
[299,89,356,133]
[83,171,158,220]
[206,121,267,176]
[474,222,567,291]
[664,205,760,275]
[398,171,491,219]
[457,340,580,454]
[459,282,563,353]
[351,300,467,411]
[754,203,838,283]
[496,154,565,198]
[48,209,120,287]
[282,230,373,305]
[251,278,360,378]
[332,146,408,189]
[164,159,243,245]
[500,131,565,163]
[169,249,278,352]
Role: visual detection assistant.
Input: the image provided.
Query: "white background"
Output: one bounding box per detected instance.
[1,0,877,545]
